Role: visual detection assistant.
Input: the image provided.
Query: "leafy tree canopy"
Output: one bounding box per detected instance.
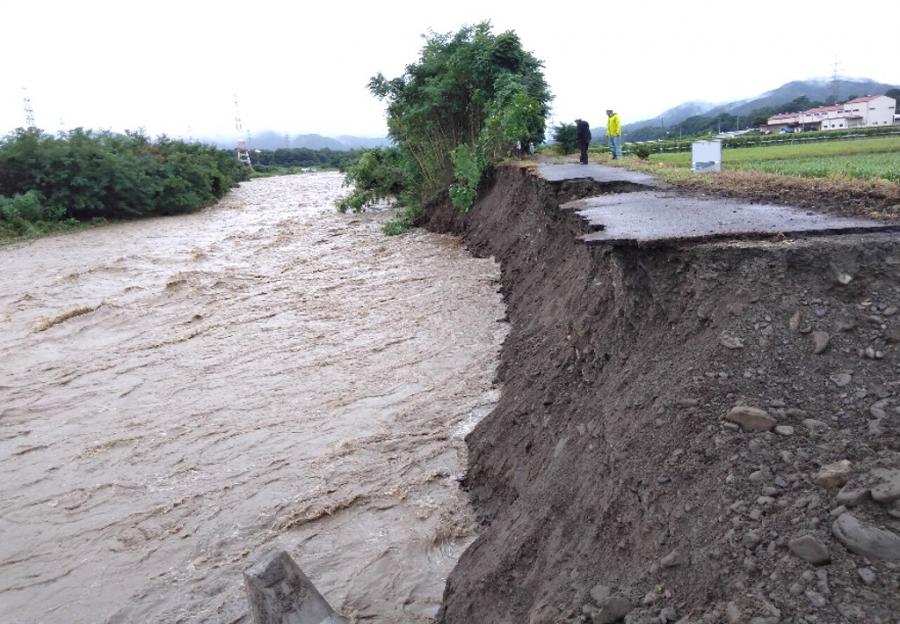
[346,22,550,217]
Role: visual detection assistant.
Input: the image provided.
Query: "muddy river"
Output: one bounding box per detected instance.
[0,173,506,623]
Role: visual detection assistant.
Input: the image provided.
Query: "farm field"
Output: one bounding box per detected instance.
[646,136,900,183]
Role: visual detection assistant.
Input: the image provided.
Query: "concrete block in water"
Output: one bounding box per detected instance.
[244,549,347,624]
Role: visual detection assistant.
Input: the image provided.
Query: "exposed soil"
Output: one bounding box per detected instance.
[422,165,900,624]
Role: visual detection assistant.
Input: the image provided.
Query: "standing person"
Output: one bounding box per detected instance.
[606,109,622,160]
[575,119,591,165]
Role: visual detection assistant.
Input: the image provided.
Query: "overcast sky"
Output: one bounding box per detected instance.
[2,0,899,140]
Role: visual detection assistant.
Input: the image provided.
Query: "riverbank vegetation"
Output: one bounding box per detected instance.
[339,22,551,233]
[0,128,247,241]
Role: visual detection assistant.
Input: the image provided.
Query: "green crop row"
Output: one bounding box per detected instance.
[650,136,900,167]
[641,136,900,183]
[626,125,900,154]
[730,153,900,183]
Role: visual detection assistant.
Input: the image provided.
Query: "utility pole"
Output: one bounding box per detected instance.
[233,94,253,169]
[22,87,35,128]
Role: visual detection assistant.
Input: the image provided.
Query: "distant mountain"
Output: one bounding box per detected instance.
[705,78,899,117]
[621,77,899,141]
[625,101,716,131]
[206,132,391,151]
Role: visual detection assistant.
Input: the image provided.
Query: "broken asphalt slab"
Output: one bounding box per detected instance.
[531,165,898,246]
[567,192,899,246]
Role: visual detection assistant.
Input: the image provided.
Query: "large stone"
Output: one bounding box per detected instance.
[835,485,870,507]
[590,583,611,605]
[244,549,347,624]
[830,373,852,387]
[802,418,830,433]
[660,549,685,568]
[869,468,900,504]
[831,513,900,561]
[812,331,830,354]
[725,406,776,432]
[815,460,852,490]
[788,535,830,565]
[595,595,632,624]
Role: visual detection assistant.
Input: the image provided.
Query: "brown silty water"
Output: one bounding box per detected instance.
[0,172,507,623]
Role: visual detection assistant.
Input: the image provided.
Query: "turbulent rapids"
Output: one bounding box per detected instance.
[0,172,507,623]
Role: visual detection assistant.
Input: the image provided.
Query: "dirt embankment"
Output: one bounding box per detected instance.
[421,165,900,624]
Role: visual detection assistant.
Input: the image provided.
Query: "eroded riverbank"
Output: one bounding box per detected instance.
[422,165,900,624]
[0,172,507,623]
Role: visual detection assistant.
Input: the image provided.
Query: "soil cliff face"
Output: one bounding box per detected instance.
[423,166,900,623]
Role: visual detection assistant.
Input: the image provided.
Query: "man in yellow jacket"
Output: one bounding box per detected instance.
[606,109,622,160]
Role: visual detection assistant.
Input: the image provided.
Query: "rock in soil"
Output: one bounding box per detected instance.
[724,406,776,432]
[869,468,900,504]
[788,534,830,565]
[595,595,632,624]
[812,330,830,354]
[831,512,900,561]
[815,460,853,490]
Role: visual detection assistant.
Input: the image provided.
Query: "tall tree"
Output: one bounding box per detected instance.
[367,22,551,208]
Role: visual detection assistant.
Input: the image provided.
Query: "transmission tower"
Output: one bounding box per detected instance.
[233,95,253,168]
[22,88,35,128]
[830,60,841,104]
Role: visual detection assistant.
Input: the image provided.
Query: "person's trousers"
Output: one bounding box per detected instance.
[608,135,622,159]
[579,142,589,164]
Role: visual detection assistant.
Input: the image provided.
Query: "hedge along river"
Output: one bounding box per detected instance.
[0,172,507,623]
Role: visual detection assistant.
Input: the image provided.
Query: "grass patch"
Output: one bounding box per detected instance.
[383,203,422,236]
[731,153,900,183]
[0,217,102,244]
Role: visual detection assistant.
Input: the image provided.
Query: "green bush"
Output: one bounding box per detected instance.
[0,190,62,222]
[553,123,578,155]
[0,191,68,236]
[0,128,248,224]
[633,144,652,160]
[368,22,550,213]
[337,147,415,214]
[448,145,482,210]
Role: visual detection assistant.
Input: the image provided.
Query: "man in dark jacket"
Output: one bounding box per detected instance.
[575,119,591,164]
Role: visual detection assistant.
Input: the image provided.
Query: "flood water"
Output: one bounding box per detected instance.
[0,173,506,623]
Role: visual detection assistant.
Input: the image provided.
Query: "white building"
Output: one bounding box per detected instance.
[834,95,896,127]
[765,94,896,131]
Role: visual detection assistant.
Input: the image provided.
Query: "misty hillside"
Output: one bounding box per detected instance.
[625,101,716,132]
[706,78,899,117]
